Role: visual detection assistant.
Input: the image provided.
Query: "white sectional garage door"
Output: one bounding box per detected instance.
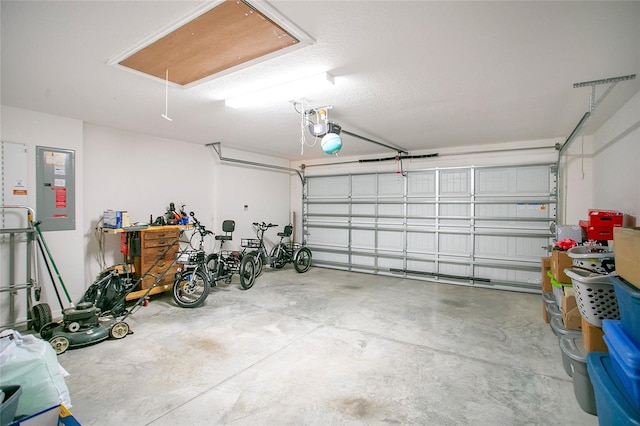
[303,163,556,292]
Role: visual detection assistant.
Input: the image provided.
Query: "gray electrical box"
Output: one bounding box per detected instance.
[36,146,76,231]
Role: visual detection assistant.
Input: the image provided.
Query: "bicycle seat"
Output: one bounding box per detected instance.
[277,225,292,238]
[215,220,234,241]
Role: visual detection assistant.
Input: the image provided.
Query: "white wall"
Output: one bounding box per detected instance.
[591,90,640,226]
[1,109,294,327]
[1,106,84,324]
[83,124,218,280]
[214,146,293,250]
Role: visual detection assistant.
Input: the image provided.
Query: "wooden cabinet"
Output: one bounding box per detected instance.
[133,227,180,290]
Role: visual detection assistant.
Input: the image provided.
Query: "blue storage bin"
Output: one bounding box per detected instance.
[610,275,640,346]
[602,319,640,408]
[587,352,640,425]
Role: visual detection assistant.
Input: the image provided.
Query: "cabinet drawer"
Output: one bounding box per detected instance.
[144,229,179,241]
[143,237,178,249]
[140,271,175,289]
[139,256,175,274]
[142,246,177,260]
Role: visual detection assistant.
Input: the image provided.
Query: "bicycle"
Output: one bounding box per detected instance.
[269,224,312,273]
[242,222,312,277]
[172,213,256,308]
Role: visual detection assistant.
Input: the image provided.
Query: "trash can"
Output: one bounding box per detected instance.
[0,385,22,426]
[560,334,597,415]
[550,315,581,377]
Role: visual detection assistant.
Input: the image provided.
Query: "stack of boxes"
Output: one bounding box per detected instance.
[586,227,640,424]
[541,211,627,416]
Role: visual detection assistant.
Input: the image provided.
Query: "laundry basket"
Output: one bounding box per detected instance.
[567,245,615,274]
[565,267,619,327]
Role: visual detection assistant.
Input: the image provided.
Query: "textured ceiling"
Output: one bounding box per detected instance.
[2,1,639,161]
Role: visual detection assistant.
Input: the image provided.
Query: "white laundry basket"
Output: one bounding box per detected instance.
[564,267,619,327]
[567,246,615,274]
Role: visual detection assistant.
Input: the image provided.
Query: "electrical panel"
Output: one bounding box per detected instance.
[36,146,76,231]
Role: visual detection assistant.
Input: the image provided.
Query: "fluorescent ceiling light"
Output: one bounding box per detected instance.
[225,72,335,108]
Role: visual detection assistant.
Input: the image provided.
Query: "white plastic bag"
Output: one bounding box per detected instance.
[0,329,71,418]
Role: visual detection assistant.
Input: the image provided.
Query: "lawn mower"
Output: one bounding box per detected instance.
[38,301,130,355]
[34,267,135,355]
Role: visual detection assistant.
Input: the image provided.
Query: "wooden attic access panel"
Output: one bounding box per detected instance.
[119,0,300,85]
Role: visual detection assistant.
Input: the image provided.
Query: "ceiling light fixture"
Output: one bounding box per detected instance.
[224,72,334,109]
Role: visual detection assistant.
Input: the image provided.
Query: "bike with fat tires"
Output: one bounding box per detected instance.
[172,213,256,308]
[242,222,312,277]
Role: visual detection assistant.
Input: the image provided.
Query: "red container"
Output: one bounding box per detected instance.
[580,220,615,240]
[588,210,624,227]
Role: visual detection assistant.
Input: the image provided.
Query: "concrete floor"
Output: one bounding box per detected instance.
[57,267,598,426]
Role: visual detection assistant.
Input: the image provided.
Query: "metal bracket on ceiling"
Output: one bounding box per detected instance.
[207,142,305,185]
[573,74,636,113]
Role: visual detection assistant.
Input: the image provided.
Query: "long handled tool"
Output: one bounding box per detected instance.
[34,236,65,310]
[29,216,74,307]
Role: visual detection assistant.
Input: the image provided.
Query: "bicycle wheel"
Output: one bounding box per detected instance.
[269,244,287,269]
[239,254,257,290]
[293,247,312,273]
[249,250,263,277]
[205,253,218,284]
[172,269,210,308]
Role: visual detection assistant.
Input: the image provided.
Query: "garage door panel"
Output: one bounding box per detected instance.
[439,233,471,255]
[378,256,404,269]
[475,235,548,260]
[352,229,375,249]
[406,259,436,273]
[307,227,349,246]
[407,231,436,251]
[378,230,404,251]
[440,169,471,195]
[352,174,377,196]
[378,174,404,196]
[408,172,437,196]
[307,176,350,198]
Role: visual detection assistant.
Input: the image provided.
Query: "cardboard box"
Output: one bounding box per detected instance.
[563,306,582,331]
[542,301,549,323]
[561,287,577,313]
[541,257,552,292]
[550,250,572,283]
[614,227,640,289]
[581,316,608,352]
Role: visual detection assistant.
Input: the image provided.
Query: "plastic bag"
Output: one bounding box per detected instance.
[0,329,71,418]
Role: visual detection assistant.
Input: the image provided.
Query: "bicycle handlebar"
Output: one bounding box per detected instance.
[189,211,212,235]
[252,222,278,230]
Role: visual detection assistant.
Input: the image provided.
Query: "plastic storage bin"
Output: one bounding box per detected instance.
[550,315,581,377]
[568,245,615,274]
[550,272,571,309]
[564,267,619,327]
[587,352,640,425]
[610,275,640,346]
[602,319,640,408]
[546,302,562,325]
[0,385,22,426]
[560,334,596,415]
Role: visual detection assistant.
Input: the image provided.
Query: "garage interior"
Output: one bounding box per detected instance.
[1,1,639,425]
